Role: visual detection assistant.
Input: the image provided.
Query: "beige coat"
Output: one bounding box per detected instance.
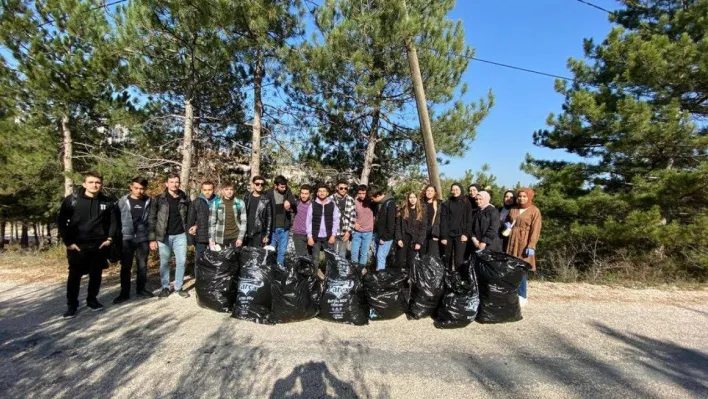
[504,206,542,270]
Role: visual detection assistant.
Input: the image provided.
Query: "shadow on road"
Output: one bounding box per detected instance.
[270,361,358,398]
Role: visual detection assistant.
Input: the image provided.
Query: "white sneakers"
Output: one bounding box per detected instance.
[519,296,528,307]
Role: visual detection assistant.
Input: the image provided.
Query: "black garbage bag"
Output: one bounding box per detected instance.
[363,269,409,320]
[319,250,368,326]
[408,255,445,319]
[434,263,479,329]
[271,255,321,323]
[232,246,276,324]
[195,247,240,312]
[474,250,529,324]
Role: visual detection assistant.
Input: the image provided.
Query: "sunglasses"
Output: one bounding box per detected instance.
[337,187,347,191]
[254,182,264,187]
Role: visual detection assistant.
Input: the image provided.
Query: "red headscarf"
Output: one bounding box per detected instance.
[517,188,535,209]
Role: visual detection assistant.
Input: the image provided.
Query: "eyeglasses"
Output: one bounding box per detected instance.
[254,182,264,187]
[337,187,347,191]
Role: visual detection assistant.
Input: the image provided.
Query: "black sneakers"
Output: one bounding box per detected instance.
[86,299,104,311]
[112,295,129,305]
[177,290,190,298]
[63,306,78,318]
[158,288,171,298]
[136,289,155,298]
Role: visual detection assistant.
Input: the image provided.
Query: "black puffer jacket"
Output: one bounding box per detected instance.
[244,192,273,240]
[395,207,427,245]
[148,189,190,242]
[187,194,216,245]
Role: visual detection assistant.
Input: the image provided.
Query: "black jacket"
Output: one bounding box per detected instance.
[57,189,118,246]
[440,195,472,240]
[373,196,396,241]
[148,189,190,242]
[394,207,427,245]
[265,187,296,229]
[424,201,441,238]
[244,192,273,240]
[471,205,502,252]
[187,195,216,245]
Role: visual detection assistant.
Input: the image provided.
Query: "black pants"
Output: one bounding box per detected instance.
[244,236,265,248]
[442,236,466,271]
[66,244,108,307]
[310,237,330,268]
[120,240,149,296]
[394,236,419,269]
[421,233,440,258]
[293,234,310,257]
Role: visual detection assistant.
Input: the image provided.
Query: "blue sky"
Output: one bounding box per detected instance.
[441,0,618,187]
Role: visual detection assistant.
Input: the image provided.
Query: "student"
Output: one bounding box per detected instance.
[470,191,503,253]
[113,176,154,305]
[187,180,217,275]
[330,180,356,258]
[243,175,273,248]
[58,171,118,318]
[421,184,441,257]
[505,188,542,306]
[351,185,374,266]
[371,187,396,271]
[306,183,340,264]
[148,174,191,299]
[209,182,246,248]
[291,184,313,257]
[498,190,516,248]
[440,183,472,270]
[394,192,427,269]
[265,175,296,266]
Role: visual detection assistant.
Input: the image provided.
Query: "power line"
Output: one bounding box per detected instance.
[576,0,614,14]
[469,57,575,82]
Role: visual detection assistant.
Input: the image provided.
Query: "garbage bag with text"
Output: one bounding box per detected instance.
[474,250,529,324]
[232,246,276,324]
[434,262,479,329]
[408,255,445,319]
[319,250,368,326]
[195,247,240,312]
[271,255,321,323]
[363,269,409,320]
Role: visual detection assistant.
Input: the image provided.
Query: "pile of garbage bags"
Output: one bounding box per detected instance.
[194,245,527,327]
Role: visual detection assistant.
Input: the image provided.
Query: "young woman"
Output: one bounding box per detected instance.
[498,190,516,249]
[504,188,542,305]
[470,191,502,252]
[421,185,441,257]
[440,183,472,270]
[394,192,427,268]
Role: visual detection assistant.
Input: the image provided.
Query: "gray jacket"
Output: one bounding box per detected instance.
[117,194,151,243]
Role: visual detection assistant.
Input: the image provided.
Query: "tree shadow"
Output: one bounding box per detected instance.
[592,321,708,395]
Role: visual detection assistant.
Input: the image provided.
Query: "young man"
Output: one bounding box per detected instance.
[306,183,340,264]
[371,187,396,271]
[209,182,246,248]
[243,175,273,248]
[113,176,154,305]
[57,171,118,318]
[265,175,296,265]
[187,180,217,273]
[148,174,190,299]
[330,179,356,259]
[291,184,312,257]
[351,185,374,266]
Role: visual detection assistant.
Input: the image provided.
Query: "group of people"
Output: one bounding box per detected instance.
[57,171,542,319]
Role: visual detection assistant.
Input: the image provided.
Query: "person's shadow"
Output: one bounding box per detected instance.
[270,361,357,398]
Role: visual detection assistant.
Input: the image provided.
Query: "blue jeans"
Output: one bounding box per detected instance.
[373,235,393,271]
[351,231,373,265]
[518,274,528,298]
[270,227,290,265]
[158,233,187,291]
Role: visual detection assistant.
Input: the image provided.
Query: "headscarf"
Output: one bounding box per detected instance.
[502,190,516,210]
[450,183,463,199]
[517,187,535,209]
[477,191,492,209]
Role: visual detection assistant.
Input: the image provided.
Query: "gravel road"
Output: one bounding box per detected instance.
[0,278,706,398]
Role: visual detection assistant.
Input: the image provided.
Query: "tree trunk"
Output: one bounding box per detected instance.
[0,221,5,250]
[250,49,264,179]
[20,223,29,249]
[180,99,194,192]
[47,222,52,245]
[360,105,381,186]
[62,114,74,196]
[33,223,40,249]
[401,0,442,199]
[13,222,18,242]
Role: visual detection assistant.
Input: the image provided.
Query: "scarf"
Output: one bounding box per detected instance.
[517,188,535,209]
